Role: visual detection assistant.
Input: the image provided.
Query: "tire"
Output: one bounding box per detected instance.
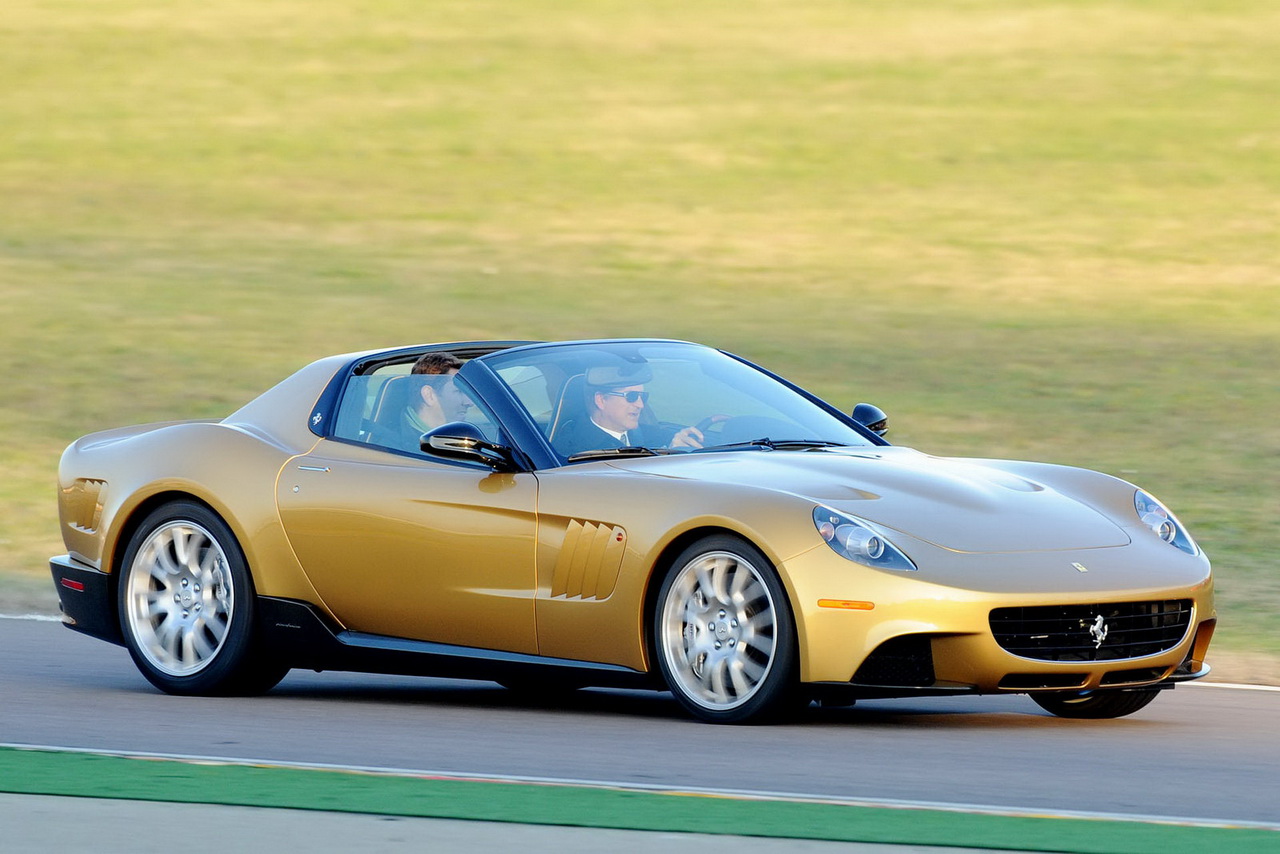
[117,501,288,696]
[1030,688,1161,719]
[653,535,797,723]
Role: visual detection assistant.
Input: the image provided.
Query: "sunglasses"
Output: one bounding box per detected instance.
[602,390,649,404]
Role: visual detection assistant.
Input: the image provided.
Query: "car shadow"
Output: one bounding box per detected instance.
[260,674,1165,728]
[265,676,689,720]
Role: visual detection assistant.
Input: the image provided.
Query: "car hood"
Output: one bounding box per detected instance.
[612,446,1131,554]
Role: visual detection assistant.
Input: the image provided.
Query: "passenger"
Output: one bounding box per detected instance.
[386,352,474,452]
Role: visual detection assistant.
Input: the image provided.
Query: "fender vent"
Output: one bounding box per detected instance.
[63,478,106,533]
[550,520,627,600]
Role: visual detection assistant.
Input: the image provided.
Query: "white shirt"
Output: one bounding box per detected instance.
[591,418,628,444]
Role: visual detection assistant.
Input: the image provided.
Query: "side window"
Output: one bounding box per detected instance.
[331,365,413,445]
[333,362,502,457]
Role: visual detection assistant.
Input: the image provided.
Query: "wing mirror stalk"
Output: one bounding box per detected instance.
[851,403,888,437]
[421,422,520,472]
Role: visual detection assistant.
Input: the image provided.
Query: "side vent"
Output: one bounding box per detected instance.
[63,478,106,533]
[551,519,627,600]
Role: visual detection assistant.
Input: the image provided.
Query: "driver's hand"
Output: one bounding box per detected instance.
[670,426,704,449]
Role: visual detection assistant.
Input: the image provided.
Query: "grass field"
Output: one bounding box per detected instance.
[2,0,1276,659]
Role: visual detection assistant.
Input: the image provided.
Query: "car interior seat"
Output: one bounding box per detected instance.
[547,374,586,443]
[365,375,415,444]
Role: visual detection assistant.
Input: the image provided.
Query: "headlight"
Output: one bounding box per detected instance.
[1134,490,1198,556]
[813,506,917,571]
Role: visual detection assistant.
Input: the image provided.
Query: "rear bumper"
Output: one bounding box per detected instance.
[49,555,122,646]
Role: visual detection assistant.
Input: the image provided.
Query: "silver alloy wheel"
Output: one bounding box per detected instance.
[658,550,778,711]
[124,520,234,677]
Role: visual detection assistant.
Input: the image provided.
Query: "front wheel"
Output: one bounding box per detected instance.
[653,536,798,723]
[117,501,287,696]
[1031,688,1161,719]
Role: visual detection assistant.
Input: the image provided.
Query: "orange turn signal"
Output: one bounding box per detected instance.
[817,599,875,611]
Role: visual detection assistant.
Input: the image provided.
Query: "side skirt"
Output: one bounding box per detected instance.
[257,597,656,690]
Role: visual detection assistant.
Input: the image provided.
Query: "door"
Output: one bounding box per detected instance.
[276,439,538,654]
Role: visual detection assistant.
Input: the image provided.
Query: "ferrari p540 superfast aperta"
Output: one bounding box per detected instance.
[51,339,1215,723]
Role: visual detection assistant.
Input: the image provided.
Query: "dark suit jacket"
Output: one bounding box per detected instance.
[552,418,671,458]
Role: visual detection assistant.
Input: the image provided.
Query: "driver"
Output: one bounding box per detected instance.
[552,363,703,456]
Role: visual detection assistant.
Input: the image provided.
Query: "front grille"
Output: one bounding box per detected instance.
[990,600,1192,662]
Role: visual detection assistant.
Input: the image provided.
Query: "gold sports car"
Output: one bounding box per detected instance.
[50,339,1215,723]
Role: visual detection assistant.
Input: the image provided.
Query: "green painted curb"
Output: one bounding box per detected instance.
[0,748,1273,853]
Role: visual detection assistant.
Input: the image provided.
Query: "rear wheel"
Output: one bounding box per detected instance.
[118,501,287,696]
[1031,688,1161,719]
[653,535,797,723]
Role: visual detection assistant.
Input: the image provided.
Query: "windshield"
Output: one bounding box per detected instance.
[482,341,874,461]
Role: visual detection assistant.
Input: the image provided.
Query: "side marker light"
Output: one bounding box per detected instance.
[818,599,875,611]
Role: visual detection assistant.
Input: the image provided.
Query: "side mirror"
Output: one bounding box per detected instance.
[851,403,888,437]
[421,422,519,471]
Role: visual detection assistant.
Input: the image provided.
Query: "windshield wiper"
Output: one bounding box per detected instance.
[768,439,850,450]
[693,438,850,453]
[570,439,848,460]
[567,446,671,461]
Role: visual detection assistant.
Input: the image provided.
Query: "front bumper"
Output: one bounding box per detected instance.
[779,544,1215,693]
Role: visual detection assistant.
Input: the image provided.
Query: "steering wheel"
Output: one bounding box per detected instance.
[693,414,733,444]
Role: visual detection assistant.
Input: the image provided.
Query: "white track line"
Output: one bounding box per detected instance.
[3,742,1277,832]
[1183,680,1280,692]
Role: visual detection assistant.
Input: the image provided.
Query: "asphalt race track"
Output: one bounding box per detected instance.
[3,617,1277,830]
